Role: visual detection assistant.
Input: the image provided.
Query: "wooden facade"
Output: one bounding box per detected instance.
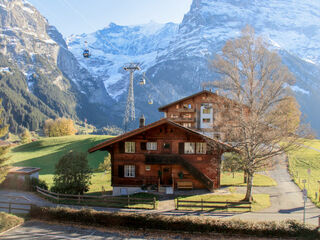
[158,90,241,141]
[89,119,234,194]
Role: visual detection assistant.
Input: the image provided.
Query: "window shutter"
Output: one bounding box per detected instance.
[118,165,124,178]
[119,142,125,153]
[179,142,184,154]
[141,142,146,150]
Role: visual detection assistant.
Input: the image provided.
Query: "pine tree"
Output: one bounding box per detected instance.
[0,99,9,184]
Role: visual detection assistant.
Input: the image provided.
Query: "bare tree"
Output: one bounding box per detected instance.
[205,26,312,201]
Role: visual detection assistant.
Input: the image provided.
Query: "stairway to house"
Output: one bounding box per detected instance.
[176,156,214,191]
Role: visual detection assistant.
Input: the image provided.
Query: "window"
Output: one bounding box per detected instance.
[163,143,171,149]
[183,123,192,128]
[183,114,191,119]
[203,108,211,114]
[145,165,151,171]
[184,142,195,154]
[183,104,192,109]
[125,142,135,153]
[170,114,178,119]
[196,142,207,154]
[203,118,211,123]
[147,142,157,150]
[176,104,179,109]
[124,165,135,177]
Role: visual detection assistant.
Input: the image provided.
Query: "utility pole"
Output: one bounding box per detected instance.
[123,63,140,132]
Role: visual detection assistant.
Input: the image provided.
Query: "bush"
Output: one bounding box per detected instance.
[44,118,77,137]
[52,151,92,194]
[30,178,48,191]
[29,206,320,239]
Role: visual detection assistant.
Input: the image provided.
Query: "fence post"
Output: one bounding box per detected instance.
[57,193,60,204]
[201,198,203,211]
[78,193,80,204]
[153,197,156,210]
[128,195,130,208]
[8,202,11,214]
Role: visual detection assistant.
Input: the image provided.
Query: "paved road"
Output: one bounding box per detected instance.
[0,221,291,240]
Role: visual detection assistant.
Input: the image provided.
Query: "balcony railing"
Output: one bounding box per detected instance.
[177,108,195,113]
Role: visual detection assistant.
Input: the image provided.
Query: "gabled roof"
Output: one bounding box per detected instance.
[158,90,217,111]
[88,118,234,153]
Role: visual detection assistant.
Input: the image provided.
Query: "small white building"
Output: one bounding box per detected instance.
[7,167,41,181]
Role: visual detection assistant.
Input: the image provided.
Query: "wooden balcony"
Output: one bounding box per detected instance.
[174,117,195,122]
[177,108,195,113]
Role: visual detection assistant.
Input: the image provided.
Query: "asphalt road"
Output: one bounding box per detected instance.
[0,221,292,240]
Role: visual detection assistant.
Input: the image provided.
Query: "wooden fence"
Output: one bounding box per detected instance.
[176,199,252,211]
[36,187,157,209]
[0,201,33,213]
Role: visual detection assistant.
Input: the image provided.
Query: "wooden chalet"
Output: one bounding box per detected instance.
[158,90,241,141]
[89,118,235,196]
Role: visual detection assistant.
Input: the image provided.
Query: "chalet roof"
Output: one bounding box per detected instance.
[88,118,234,153]
[158,90,217,111]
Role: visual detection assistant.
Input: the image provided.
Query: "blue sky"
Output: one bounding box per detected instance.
[28,0,192,37]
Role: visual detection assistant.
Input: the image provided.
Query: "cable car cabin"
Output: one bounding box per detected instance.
[83,49,90,58]
[148,99,153,105]
[139,79,146,85]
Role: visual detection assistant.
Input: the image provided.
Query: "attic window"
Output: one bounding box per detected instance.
[163,143,170,149]
[176,104,179,109]
[183,104,192,109]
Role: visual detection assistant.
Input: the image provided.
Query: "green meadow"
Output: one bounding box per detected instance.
[8,135,113,193]
[287,139,320,207]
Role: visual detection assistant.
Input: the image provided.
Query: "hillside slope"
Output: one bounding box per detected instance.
[0,0,115,133]
[8,135,112,192]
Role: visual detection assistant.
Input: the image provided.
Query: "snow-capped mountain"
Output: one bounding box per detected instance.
[68,0,320,134]
[0,0,115,132]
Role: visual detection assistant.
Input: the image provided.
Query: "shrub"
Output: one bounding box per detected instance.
[30,178,48,191]
[20,128,32,144]
[52,151,92,194]
[44,118,77,137]
[29,206,320,239]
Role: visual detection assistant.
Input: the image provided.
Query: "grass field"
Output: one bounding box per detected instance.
[177,193,270,212]
[8,135,113,193]
[221,172,277,187]
[0,212,24,233]
[287,139,320,207]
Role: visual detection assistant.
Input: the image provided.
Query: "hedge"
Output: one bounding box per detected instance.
[29,206,320,239]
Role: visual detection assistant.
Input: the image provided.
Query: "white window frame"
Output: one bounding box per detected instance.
[196,142,207,154]
[184,142,195,154]
[124,165,135,178]
[147,142,157,151]
[125,142,135,153]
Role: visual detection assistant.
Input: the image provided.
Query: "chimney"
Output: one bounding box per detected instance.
[139,115,145,128]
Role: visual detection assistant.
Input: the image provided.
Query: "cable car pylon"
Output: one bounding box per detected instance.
[123,63,140,131]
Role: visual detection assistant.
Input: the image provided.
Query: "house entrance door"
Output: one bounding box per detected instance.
[161,166,172,186]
